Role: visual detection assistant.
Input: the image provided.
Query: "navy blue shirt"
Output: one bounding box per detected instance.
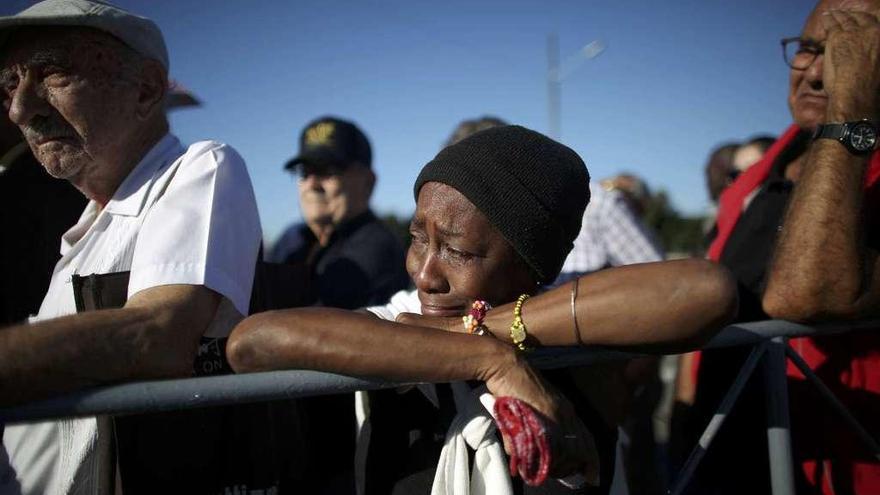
[271,210,410,493]
[273,210,410,310]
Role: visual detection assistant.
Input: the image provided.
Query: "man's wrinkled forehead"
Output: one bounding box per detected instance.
[2,26,125,71]
[804,0,879,36]
[2,29,72,69]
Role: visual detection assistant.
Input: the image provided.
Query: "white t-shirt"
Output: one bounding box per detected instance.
[364,289,421,320]
[0,134,262,495]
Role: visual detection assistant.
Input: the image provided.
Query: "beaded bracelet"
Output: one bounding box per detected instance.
[463,300,492,336]
[510,294,532,352]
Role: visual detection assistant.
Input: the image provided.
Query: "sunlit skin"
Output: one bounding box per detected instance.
[681,0,880,410]
[764,0,880,321]
[715,3,880,492]
[788,0,875,133]
[732,143,764,172]
[0,26,226,410]
[0,27,165,205]
[298,161,374,245]
[407,181,537,316]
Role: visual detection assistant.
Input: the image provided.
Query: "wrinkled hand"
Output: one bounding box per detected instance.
[395,312,463,333]
[821,9,880,119]
[485,353,600,485]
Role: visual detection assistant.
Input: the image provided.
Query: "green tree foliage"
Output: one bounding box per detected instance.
[642,190,707,257]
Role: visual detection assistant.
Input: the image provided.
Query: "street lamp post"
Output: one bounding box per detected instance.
[547,35,606,140]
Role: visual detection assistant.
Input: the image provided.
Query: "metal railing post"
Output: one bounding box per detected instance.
[668,342,768,495]
[763,337,795,495]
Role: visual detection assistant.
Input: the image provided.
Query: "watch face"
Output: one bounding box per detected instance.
[850,122,878,152]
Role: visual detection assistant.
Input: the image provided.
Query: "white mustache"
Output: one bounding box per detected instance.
[22,117,74,143]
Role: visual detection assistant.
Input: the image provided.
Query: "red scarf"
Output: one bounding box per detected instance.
[708,124,880,262]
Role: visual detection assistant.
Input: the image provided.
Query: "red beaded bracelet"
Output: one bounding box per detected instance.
[462,299,492,336]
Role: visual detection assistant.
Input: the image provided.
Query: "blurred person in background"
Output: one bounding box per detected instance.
[443,115,508,148]
[599,173,652,219]
[704,142,740,206]
[731,135,775,178]
[270,116,408,309]
[270,116,409,493]
[701,142,741,248]
[558,171,664,280]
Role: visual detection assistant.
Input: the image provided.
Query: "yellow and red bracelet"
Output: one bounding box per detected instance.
[510,294,532,352]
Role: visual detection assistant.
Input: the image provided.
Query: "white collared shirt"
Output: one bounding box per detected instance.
[0,134,262,495]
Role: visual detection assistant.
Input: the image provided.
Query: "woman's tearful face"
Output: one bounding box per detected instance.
[406,181,536,316]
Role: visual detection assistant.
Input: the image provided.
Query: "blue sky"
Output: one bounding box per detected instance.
[4,1,814,243]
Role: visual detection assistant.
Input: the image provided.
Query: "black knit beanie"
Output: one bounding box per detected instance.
[414,125,590,283]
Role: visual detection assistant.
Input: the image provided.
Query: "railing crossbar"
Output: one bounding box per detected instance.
[1,320,876,424]
[0,319,877,495]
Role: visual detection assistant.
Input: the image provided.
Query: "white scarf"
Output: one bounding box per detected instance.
[356,382,592,495]
[431,383,513,495]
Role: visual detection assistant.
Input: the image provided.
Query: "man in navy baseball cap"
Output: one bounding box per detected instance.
[285,115,372,171]
[273,116,408,492]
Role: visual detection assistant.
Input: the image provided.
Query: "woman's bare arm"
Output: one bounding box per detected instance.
[400,259,738,353]
[227,308,513,384]
[227,307,596,478]
[515,259,737,351]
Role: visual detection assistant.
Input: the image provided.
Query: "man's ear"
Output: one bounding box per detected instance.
[135,60,168,121]
[365,168,376,196]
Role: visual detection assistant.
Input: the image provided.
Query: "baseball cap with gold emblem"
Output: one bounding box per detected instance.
[284,116,372,171]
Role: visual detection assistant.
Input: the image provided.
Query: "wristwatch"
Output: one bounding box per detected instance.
[812,119,878,155]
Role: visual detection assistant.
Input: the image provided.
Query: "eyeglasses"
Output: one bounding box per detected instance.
[781,37,825,70]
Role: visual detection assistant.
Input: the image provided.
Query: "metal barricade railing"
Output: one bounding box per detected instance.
[666,323,880,495]
[1,320,878,495]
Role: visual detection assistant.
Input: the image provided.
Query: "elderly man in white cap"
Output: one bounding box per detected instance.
[0,1,261,493]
